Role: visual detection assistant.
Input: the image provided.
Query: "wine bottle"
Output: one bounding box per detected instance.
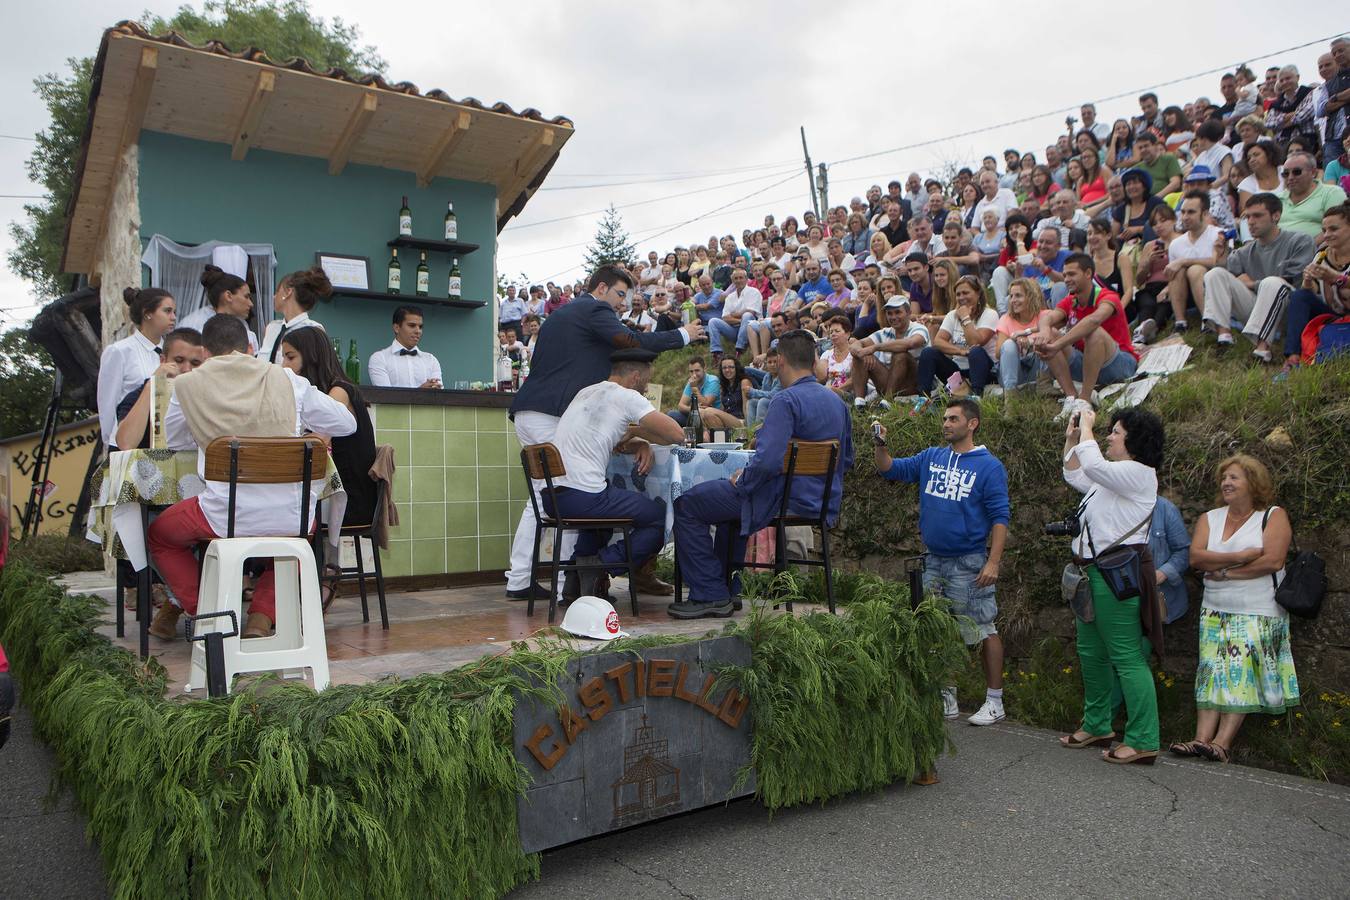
[448,257,462,299]
[331,336,341,359]
[689,394,702,446]
[345,339,360,384]
[444,201,457,240]
[415,251,430,297]
[399,195,412,236]
[387,248,402,294]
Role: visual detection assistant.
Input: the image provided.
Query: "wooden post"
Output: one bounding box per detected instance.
[231,69,276,161]
[417,110,473,188]
[328,91,379,175]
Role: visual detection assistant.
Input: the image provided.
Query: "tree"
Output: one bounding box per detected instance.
[0,328,64,439]
[6,1,387,304]
[583,205,637,274]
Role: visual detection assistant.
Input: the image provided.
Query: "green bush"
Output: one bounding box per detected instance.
[8,533,105,575]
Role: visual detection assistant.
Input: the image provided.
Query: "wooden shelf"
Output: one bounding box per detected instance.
[330,289,486,309]
[388,235,480,255]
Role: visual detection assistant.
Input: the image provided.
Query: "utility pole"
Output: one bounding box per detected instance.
[800,126,819,219]
[816,162,829,216]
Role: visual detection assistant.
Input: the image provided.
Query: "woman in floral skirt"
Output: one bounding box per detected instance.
[1172,454,1299,762]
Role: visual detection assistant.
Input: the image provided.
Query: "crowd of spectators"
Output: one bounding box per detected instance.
[504,40,1350,423]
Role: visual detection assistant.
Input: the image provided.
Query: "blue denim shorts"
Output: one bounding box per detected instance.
[923,551,998,645]
[1068,346,1137,386]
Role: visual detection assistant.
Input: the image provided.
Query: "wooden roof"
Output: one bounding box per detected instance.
[61,21,574,274]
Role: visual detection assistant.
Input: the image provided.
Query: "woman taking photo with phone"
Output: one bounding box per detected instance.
[1058,406,1164,765]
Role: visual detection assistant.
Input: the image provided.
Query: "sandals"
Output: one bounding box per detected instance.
[1059,731,1115,749]
[1168,740,1204,757]
[321,564,343,612]
[1195,742,1231,764]
[1102,746,1158,766]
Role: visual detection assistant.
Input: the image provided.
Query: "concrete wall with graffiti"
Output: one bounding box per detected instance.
[0,418,99,537]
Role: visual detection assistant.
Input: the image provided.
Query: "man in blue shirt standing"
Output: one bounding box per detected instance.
[671,330,854,618]
[873,399,1010,726]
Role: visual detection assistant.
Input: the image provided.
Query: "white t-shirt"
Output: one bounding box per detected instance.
[552,380,655,492]
[972,188,1020,227]
[867,320,930,365]
[1200,506,1285,617]
[1169,225,1223,263]
[1191,143,1232,177]
[640,264,663,297]
[939,307,1000,368]
[1237,173,1284,197]
[719,286,764,319]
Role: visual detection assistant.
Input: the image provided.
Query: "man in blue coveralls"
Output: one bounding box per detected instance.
[670,329,854,618]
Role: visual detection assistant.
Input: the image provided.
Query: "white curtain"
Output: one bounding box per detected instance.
[140,235,278,342]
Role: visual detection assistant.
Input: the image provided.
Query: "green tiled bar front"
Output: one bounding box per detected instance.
[370,392,529,579]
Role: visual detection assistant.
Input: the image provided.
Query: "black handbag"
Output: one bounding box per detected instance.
[1084,508,1154,603]
[1262,508,1326,619]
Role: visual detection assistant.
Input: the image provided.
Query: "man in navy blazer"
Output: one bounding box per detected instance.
[505,265,705,600]
[671,329,853,618]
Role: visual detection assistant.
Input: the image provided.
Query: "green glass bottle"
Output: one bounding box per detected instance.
[345,339,360,384]
[387,247,402,294]
[398,195,412,236]
[448,257,462,299]
[444,201,457,240]
[415,251,430,297]
[331,336,341,359]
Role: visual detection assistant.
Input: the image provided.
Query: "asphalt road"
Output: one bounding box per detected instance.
[5,688,1349,900]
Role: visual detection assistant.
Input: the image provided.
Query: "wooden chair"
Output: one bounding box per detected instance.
[201,436,329,537]
[519,442,638,624]
[314,478,390,629]
[673,439,842,614]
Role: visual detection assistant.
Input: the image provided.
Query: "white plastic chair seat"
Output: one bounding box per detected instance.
[187,536,330,694]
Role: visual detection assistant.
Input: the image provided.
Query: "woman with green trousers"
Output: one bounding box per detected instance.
[1058,406,1165,764]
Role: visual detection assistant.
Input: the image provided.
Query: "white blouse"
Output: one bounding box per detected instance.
[1200,506,1285,618]
[1063,439,1158,561]
[96,330,162,447]
[177,307,259,354]
[258,311,325,364]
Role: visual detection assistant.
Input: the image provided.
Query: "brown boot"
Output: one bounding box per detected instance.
[242,611,274,639]
[630,558,674,596]
[148,602,183,641]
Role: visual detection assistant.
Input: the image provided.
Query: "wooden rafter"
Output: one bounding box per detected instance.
[416,110,473,188]
[118,47,158,153]
[498,128,556,209]
[328,91,378,175]
[230,69,276,161]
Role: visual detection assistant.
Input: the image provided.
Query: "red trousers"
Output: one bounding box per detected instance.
[146,497,278,622]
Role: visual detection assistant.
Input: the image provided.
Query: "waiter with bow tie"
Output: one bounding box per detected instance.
[368,305,443,389]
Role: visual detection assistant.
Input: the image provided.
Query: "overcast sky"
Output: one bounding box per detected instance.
[1,1,1343,320]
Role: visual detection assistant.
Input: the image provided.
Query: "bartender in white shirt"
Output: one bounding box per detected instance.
[368,305,443,389]
[258,267,329,363]
[179,264,258,354]
[96,287,177,448]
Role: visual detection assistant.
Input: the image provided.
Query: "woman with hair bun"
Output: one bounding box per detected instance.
[95,287,177,447]
[259,267,330,363]
[180,264,258,353]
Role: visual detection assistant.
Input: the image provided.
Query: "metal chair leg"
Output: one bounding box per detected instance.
[527,522,543,618]
[776,521,791,613]
[547,527,562,625]
[368,535,389,629]
[354,536,370,623]
[819,523,837,615]
[622,526,638,617]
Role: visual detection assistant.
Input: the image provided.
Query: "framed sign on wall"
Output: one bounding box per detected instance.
[315,252,371,291]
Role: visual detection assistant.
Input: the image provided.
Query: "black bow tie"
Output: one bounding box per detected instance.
[397,348,418,356]
[153,346,163,356]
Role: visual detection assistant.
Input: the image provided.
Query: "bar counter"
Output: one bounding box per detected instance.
[364,387,527,585]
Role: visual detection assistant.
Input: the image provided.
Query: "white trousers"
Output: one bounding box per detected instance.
[1202,270,1293,343]
[506,411,576,590]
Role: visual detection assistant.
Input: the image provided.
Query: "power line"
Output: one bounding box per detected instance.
[548,158,799,179]
[0,194,44,200]
[0,134,37,142]
[503,166,800,231]
[538,167,803,192]
[828,31,1345,171]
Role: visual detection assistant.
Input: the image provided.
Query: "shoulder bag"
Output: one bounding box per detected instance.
[1261,507,1325,619]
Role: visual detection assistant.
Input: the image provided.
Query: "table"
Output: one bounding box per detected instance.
[87,448,344,657]
[605,445,754,536]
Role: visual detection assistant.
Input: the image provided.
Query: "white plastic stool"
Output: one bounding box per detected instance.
[187,537,331,694]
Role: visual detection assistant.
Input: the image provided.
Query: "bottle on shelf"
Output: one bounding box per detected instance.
[511,359,521,391]
[331,335,341,357]
[447,257,462,299]
[345,339,360,385]
[399,195,412,236]
[415,251,430,297]
[496,349,513,392]
[444,201,457,241]
[387,247,402,294]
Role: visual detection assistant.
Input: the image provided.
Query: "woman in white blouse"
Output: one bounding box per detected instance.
[1058,406,1164,765]
[1172,454,1297,764]
[96,287,177,447]
[258,268,330,363]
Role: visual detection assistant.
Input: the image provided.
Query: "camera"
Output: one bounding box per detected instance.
[1044,512,1082,537]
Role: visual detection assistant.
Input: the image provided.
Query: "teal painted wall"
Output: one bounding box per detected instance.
[137,131,497,382]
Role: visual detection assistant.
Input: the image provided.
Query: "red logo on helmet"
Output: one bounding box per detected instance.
[605,611,620,633]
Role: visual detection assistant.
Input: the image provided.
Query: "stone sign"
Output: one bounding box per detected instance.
[511,636,755,853]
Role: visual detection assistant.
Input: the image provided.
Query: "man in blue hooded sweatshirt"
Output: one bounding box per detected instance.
[874,398,1010,726]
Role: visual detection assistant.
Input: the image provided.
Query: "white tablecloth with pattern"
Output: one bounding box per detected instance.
[605,445,754,537]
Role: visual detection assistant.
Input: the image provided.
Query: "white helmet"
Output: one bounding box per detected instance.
[560,596,629,641]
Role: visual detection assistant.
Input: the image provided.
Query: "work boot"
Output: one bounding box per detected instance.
[630,559,674,596]
[148,601,183,641]
[242,611,274,639]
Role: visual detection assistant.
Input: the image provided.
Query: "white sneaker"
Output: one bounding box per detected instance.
[1053,396,1084,421]
[853,396,867,409]
[941,687,959,719]
[1216,332,1234,346]
[1252,348,1273,363]
[1134,318,1158,344]
[967,698,1006,726]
